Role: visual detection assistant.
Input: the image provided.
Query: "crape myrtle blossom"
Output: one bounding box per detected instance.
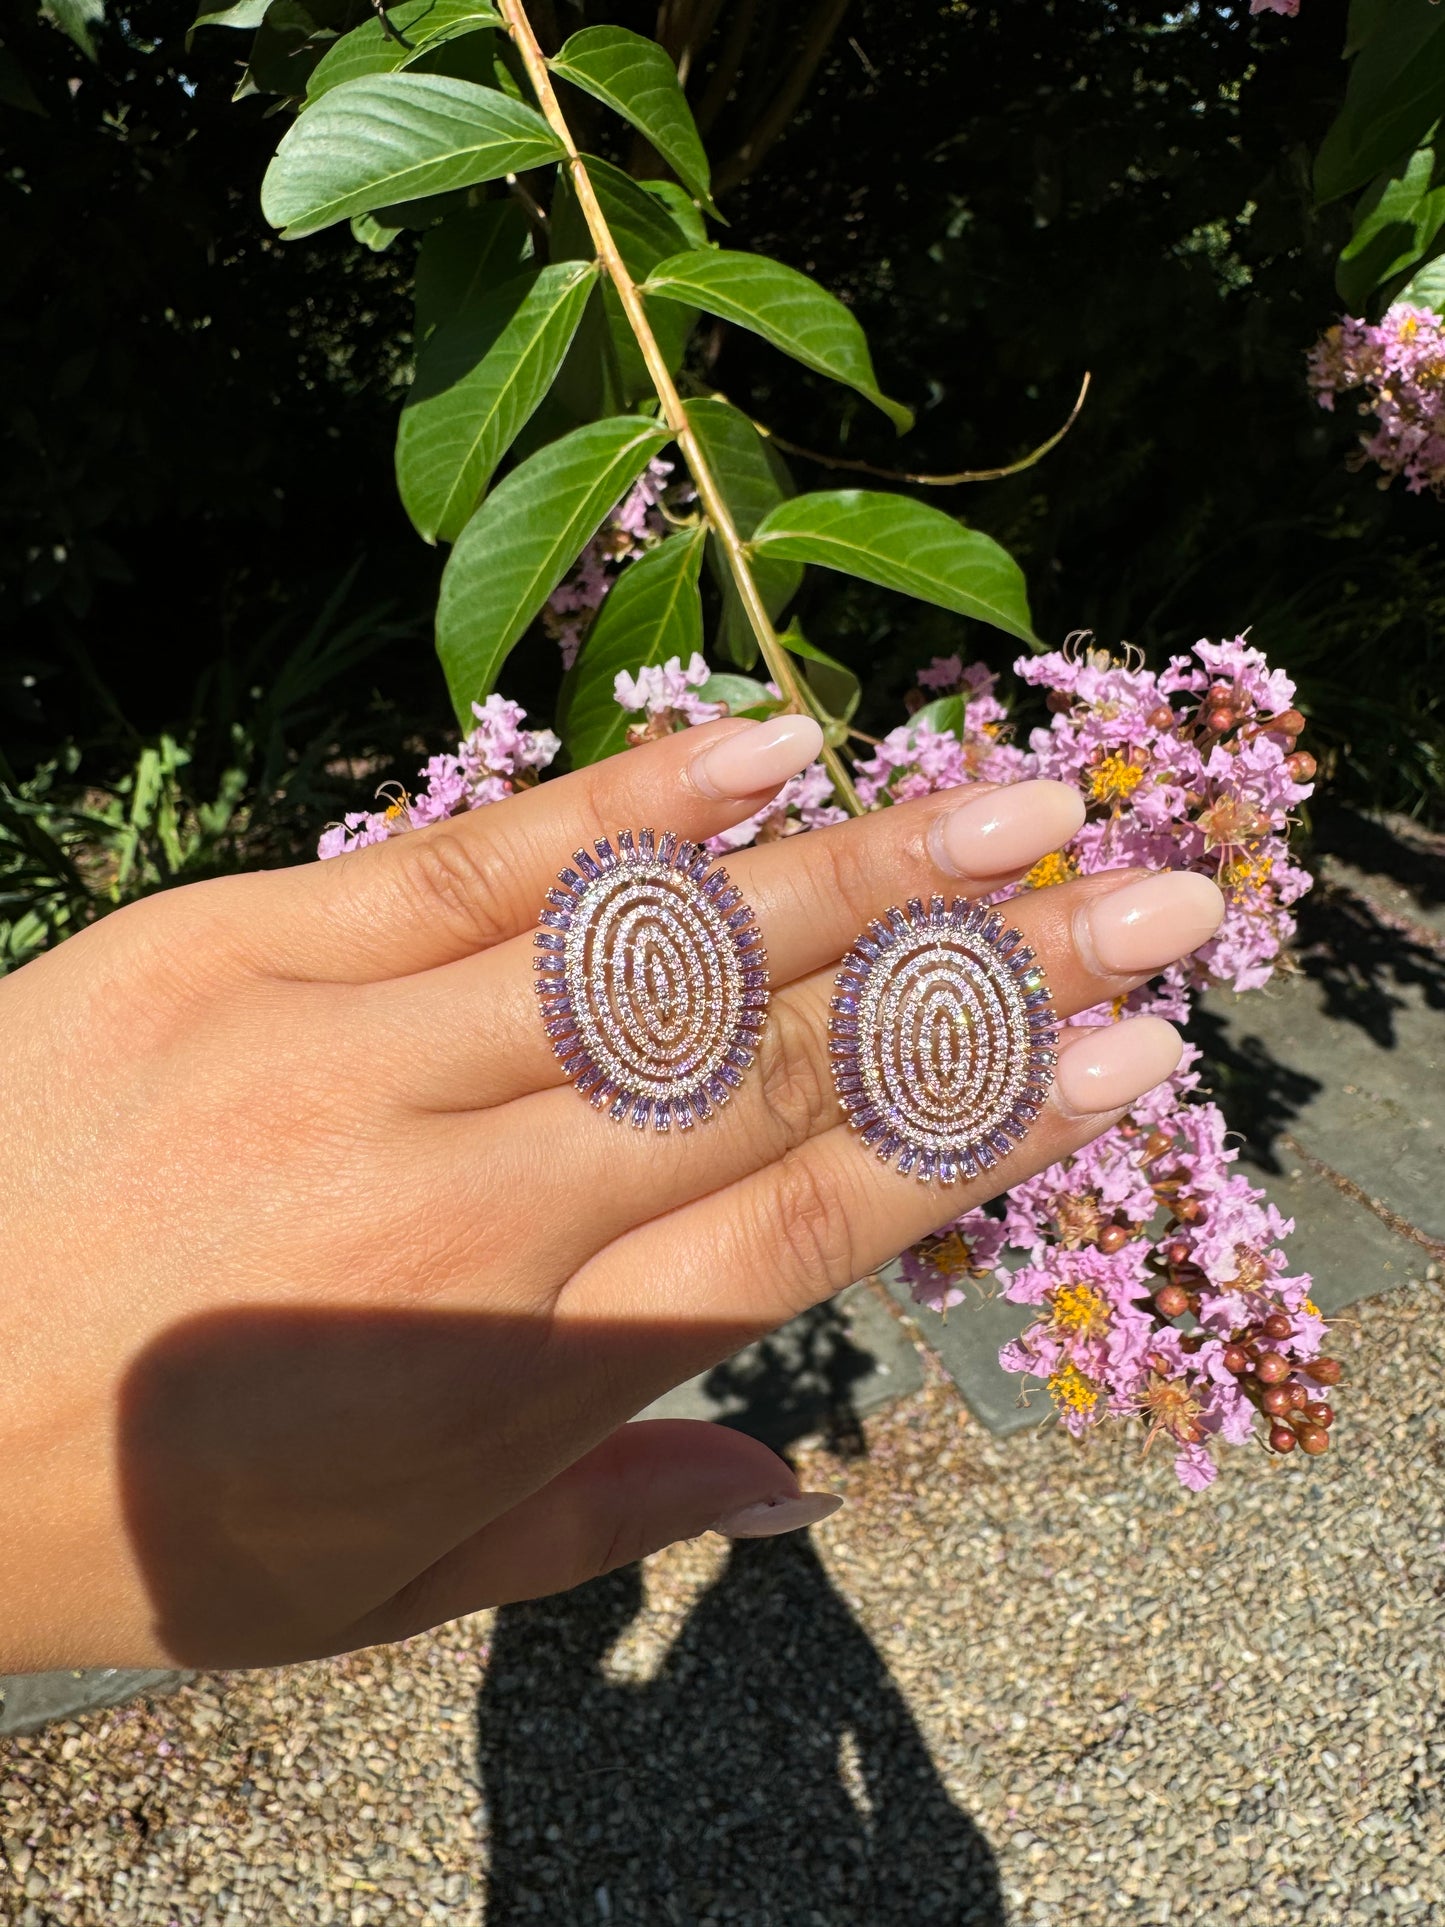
[541,458,682,668]
[1308,305,1445,495]
[317,496,1338,1483]
[1250,0,1298,16]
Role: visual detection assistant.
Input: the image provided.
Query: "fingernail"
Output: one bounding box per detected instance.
[711,1491,844,1539]
[1081,871,1225,976]
[929,779,1085,879]
[1055,1016,1183,1116]
[692,714,825,801]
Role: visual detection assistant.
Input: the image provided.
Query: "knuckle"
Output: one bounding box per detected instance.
[391,826,518,955]
[754,996,838,1149]
[809,821,898,943]
[760,1150,858,1304]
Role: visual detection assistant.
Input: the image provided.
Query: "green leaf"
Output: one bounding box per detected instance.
[398,260,598,544]
[0,46,45,113]
[749,491,1037,648]
[260,73,562,238]
[641,179,709,250]
[551,157,699,404]
[305,0,500,101]
[645,250,913,433]
[189,0,270,40]
[697,673,776,717]
[1315,5,1445,203]
[549,26,716,215]
[909,694,966,739]
[413,199,530,343]
[241,0,364,99]
[41,0,104,59]
[683,397,800,666]
[560,525,706,766]
[1338,138,1445,308]
[1399,248,1445,312]
[436,415,671,724]
[350,210,399,249]
[778,620,860,725]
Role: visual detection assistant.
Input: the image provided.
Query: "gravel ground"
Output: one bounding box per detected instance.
[2,1272,1441,1927]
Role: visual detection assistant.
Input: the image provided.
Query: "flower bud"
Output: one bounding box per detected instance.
[1154,1283,1190,1318]
[1047,689,1073,714]
[1302,1357,1343,1386]
[1173,1198,1206,1225]
[1256,1351,1289,1385]
[1286,1383,1309,1410]
[1144,1131,1173,1162]
[1163,1239,1191,1268]
[1268,708,1305,740]
[1175,1417,1204,1445]
[1286,751,1317,783]
[1305,1401,1335,1428]
[1146,1350,1172,1374]
[1297,1423,1330,1455]
[1261,1384,1292,1417]
[1097,1224,1131,1254]
[1203,705,1235,735]
[1269,1424,1297,1454]
[1222,1345,1250,1375]
[1262,1312,1293,1341]
[1147,704,1176,732]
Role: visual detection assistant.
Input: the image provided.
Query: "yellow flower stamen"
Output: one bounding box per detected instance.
[1304,1297,1322,1317]
[1022,848,1079,891]
[1089,753,1145,805]
[1049,1281,1111,1341]
[1048,1361,1101,1417]
[1219,850,1274,898]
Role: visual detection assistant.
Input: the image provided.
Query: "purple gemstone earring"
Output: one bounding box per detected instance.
[534,830,768,1131]
[829,896,1058,1183]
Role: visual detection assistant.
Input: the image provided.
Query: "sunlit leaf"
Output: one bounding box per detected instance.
[645,250,913,432]
[436,415,670,724]
[560,524,706,766]
[549,26,716,214]
[779,620,860,725]
[261,72,562,238]
[398,260,598,544]
[683,397,799,666]
[305,0,500,100]
[750,491,1037,648]
[1315,4,1445,203]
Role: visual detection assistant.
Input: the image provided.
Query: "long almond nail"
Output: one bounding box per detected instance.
[929,779,1085,879]
[711,1492,844,1539]
[1055,1016,1183,1117]
[692,715,825,801]
[1080,871,1225,976]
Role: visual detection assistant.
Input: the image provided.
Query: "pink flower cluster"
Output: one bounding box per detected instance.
[316,695,560,858]
[1250,0,1297,15]
[1308,304,1445,494]
[896,637,1332,1487]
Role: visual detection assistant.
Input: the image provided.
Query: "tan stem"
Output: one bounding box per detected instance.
[497,0,862,814]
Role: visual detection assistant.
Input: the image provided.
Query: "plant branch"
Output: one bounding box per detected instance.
[498,0,862,814]
[747,371,1093,485]
[714,0,850,195]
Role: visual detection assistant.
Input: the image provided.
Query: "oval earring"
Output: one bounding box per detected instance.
[534,830,768,1131]
[830,895,1057,1182]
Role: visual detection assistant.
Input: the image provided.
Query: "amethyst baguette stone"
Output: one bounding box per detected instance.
[536,829,768,1130]
[829,896,1057,1184]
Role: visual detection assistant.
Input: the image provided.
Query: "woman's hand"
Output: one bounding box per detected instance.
[0,715,1222,1671]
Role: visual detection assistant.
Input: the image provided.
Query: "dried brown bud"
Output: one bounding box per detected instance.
[1262,1311,1294,1341]
[1302,1357,1343,1386]
[1047,689,1073,714]
[1154,1283,1190,1318]
[1297,1423,1330,1456]
[1261,1384,1292,1417]
[1173,1197,1206,1225]
[1143,1131,1173,1162]
[1286,750,1317,783]
[1305,1401,1335,1428]
[1097,1224,1131,1254]
[1268,1424,1298,1454]
[1222,1345,1251,1375]
[1256,1351,1290,1385]
[1180,1333,1205,1354]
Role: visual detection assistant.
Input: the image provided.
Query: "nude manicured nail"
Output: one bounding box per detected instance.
[1081,871,1225,976]
[929,779,1085,879]
[711,1491,844,1539]
[1055,1016,1184,1117]
[692,714,825,801]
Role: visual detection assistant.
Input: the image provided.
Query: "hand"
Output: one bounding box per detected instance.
[0,715,1222,1670]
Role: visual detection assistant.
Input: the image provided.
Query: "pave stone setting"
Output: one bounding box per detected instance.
[534,830,767,1131]
[830,896,1057,1183]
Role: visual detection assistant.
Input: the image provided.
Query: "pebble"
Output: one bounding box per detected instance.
[0,1277,1440,1923]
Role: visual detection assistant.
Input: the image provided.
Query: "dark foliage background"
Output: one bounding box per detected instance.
[3,0,1440,858]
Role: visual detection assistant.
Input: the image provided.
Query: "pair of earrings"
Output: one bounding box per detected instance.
[533,828,1057,1184]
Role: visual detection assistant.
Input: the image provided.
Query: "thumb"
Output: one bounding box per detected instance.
[363,1420,844,1644]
